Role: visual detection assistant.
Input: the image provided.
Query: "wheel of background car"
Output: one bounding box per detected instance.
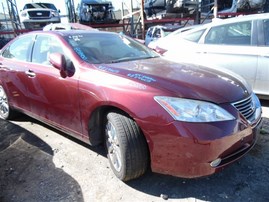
[105,111,149,181]
[0,85,17,120]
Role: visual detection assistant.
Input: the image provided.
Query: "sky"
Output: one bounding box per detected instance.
[0,0,140,15]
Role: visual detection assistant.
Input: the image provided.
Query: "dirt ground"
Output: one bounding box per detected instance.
[0,101,269,202]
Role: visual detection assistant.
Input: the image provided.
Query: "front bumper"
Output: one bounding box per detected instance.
[21,17,61,24]
[141,118,259,178]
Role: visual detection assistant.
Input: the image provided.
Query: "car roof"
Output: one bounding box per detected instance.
[28,29,118,37]
[43,23,98,31]
[211,13,269,24]
[148,24,183,30]
[178,13,269,37]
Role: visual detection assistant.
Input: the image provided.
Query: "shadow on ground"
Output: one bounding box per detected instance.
[2,110,269,201]
[128,118,269,201]
[0,119,84,202]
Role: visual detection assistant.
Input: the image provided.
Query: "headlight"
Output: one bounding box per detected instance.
[21,11,27,17]
[154,96,235,122]
[252,93,261,108]
[51,11,59,17]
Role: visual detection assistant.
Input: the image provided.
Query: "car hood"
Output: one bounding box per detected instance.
[95,58,251,104]
[23,8,56,12]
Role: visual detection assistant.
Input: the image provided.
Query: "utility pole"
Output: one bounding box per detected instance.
[130,0,134,37]
[213,0,218,18]
[140,0,145,39]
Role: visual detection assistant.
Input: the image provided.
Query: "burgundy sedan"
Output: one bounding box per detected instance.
[0,30,262,181]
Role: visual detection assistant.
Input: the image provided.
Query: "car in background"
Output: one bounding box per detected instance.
[148,24,201,54]
[145,25,182,46]
[43,23,98,31]
[77,0,119,24]
[164,13,269,99]
[20,3,61,29]
[0,30,261,181]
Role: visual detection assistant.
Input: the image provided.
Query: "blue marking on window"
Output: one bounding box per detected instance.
[74,47,88,61]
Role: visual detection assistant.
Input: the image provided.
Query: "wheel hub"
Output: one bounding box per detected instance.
[106,121,122,172]
[0,87,9,117]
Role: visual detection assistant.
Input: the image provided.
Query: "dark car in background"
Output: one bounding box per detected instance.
[0,30,262,181]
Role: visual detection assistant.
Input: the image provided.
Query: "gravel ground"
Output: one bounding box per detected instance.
[0,101,269,202]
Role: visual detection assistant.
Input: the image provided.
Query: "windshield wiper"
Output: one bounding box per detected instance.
[111,56,159,63]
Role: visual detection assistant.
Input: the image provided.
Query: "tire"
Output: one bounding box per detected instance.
[105,112,149,181]
[0,85,17,120]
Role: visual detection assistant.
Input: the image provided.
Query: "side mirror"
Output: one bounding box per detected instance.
[49,53,67,78]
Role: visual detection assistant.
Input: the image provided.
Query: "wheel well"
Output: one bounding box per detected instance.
[88,106,129,146]
[88,106,147,147]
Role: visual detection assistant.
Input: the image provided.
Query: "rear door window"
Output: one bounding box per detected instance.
[205,21,252,45]
[2,35,34,61]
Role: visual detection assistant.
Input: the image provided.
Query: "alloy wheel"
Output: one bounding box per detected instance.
[105,121,122,172]
[0,86,9,119]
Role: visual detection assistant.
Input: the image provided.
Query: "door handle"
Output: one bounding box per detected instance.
[25,70,36,77]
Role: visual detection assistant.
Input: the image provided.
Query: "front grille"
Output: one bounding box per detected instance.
[28,11,50,18]
[232,95,255,120]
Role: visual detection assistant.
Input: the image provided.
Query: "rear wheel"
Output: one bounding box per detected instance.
[0,85,16,120]
[105,112,149,181]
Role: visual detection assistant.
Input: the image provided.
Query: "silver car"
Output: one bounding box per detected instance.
[164,13,269,99]
[20,3,61,29]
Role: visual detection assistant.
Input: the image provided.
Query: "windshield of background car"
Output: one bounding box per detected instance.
[182,28,206,43]
[65,32,159,64]
[162,28,177,37]
[23,3,57,10]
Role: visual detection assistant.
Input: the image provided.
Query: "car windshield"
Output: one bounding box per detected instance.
[64,32,159,64]
[24,3,57,10]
